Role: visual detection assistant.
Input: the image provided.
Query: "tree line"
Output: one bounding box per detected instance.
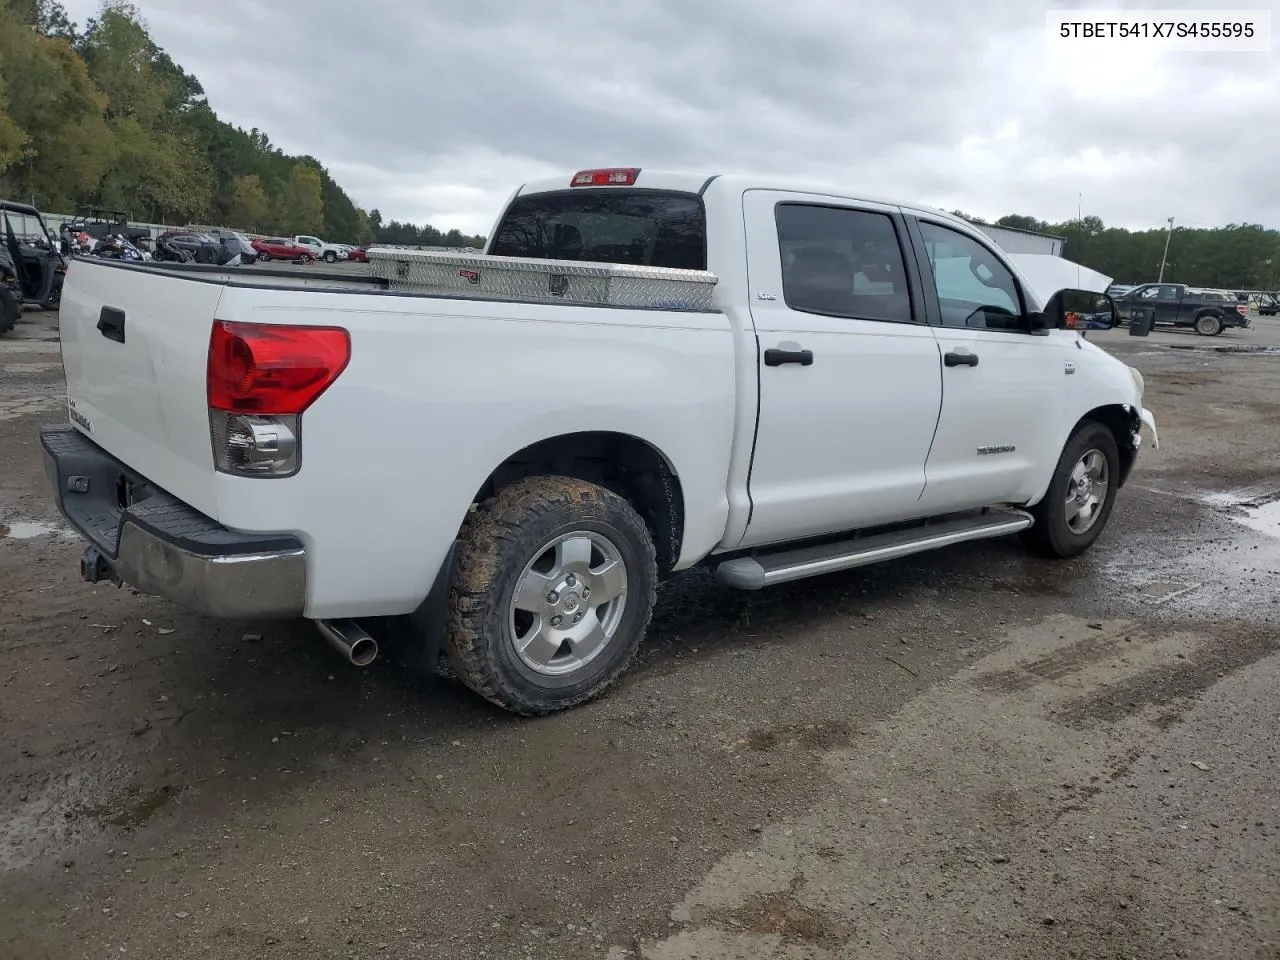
[3,1,1272,274]
[957,212,1280,291]
[0,0,483,247]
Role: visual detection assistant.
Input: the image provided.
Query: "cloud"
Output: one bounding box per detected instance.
[59,0,1280,234]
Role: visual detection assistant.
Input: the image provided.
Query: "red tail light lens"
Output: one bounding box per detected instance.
[208,320,350,415]
[570,167,640,187]
[1236,303,1248,315]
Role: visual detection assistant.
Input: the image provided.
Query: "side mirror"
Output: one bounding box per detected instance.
[1043,288,1117,332]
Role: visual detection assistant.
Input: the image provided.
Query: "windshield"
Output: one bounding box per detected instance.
[488,189,706,270]
[1,207,56,246]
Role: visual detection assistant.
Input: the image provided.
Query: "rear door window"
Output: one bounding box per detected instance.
[488,190,706,270]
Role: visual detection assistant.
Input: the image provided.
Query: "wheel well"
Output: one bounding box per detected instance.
[474,432,685,575]
[1078,404,1138,486]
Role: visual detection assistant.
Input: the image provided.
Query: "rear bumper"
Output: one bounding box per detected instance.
[40,425,306,620]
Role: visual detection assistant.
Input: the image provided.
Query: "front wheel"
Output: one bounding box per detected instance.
[445,475,658,715]
[257,251,271,262]
[323,251,337,263]
[1194,313,1223,336]
[1024,421,1120,559]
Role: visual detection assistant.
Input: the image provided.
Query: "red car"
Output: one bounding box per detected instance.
[347,245,369,263]
[251,237,315,263]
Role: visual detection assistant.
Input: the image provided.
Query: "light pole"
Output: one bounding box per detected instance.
[1157,217,1174,282]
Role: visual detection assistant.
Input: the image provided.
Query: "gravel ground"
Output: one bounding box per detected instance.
[1,307,1278,960]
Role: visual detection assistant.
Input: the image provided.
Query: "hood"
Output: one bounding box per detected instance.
[1007,254,1112,309]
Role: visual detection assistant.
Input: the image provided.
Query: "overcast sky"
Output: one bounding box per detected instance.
[60,0,1278,235]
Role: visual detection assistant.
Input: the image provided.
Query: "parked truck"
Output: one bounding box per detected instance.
[1114,282,1251,336]
[293,235,348,263]
[41,168,1157,715]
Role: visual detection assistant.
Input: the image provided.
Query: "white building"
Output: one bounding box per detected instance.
[971,222,1066,257]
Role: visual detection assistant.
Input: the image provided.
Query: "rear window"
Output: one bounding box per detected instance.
[488,190,706,270]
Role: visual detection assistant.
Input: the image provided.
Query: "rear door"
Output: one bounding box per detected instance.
[903,215,1068,512]
[59,259,223,517]
[737,190,944,549]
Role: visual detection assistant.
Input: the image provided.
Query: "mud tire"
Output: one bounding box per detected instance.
[445,476,658,715]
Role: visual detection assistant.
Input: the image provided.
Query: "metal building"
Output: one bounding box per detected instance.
[971,222,1066,257]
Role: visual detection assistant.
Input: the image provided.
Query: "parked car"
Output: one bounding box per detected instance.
[41,167,1156,716]
[293,235,347,263]
[346,245,370,263]
[252,237,315,263]
[1114,282,1251,336]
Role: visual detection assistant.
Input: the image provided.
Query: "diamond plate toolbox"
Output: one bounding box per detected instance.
[367,249,719,311]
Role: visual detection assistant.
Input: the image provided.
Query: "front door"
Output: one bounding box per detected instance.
[906,216,1069,513]
[737,190,944,550]
[1130,283,1180,326]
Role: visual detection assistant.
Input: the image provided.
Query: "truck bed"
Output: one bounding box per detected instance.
[55,255,738,618]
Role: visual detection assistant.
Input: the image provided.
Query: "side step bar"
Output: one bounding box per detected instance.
[715,509,1034,590]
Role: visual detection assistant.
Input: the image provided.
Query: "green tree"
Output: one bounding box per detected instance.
[278,163,324,236]
[227,173,270,232]
[0,1,113,208]
[7,0,75,38]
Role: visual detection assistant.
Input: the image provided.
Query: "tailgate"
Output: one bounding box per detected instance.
[59,260,223,519]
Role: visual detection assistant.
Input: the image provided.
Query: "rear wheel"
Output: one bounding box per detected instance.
[0,287,19,335]
[1024,421,1120,559]
[257,251,271,262]
[323,251,337,263]
[1194,313,1223,336]
[445,475,658,715]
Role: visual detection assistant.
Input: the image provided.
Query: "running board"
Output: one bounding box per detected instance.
[715,509,1034,590]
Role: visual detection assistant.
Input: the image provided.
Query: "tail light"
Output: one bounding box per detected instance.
[570,167,640,187]
[1236,303,1248,315]
[207,320,350,477]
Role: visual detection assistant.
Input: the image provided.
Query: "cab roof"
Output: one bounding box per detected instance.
[515,168,976,232]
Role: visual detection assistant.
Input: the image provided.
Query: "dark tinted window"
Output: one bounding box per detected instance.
[917,221,1023,330]
[489,190,706,270]
[775,204,913,323]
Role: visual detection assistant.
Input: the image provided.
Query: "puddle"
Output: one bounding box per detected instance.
[1199,488,1280,540]
[1102,485,1280,622]
[1,520,64,540]
[1235,500,1280,539]
[1166,344,1280,355]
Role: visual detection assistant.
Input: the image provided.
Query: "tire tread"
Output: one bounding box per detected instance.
[446,475,657,715]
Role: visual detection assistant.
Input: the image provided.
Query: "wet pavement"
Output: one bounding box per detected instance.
[1,307,1279,959]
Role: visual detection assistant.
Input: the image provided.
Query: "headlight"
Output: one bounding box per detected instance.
[1128,365,1145,401]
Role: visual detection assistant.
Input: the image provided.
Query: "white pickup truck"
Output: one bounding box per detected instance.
[293,235,347,263]
[42,167,1157,716]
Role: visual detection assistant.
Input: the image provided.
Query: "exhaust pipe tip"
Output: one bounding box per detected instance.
[315,618,378,667]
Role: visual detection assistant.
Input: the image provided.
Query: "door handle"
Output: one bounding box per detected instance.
[764,347,814,367]
[97,306,126,343]
[943,350,978,367]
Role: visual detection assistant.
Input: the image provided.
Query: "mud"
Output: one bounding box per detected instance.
[2,310,1280,959]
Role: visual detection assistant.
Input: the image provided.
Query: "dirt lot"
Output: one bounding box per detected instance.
[2,308,1279,960]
